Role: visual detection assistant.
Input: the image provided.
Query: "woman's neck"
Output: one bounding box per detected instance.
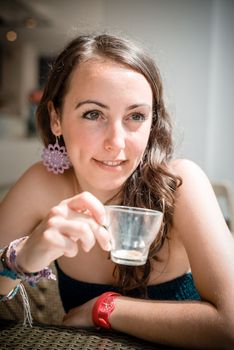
[71,170,123,204]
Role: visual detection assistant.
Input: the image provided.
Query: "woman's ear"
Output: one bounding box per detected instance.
[48,101,62,135]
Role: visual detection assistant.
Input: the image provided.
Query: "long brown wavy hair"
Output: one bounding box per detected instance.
[36,34,181,297]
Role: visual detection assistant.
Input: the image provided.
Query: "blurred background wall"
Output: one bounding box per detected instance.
[0,0,233,190]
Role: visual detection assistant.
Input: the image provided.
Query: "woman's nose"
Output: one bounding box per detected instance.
[104,122,126,152]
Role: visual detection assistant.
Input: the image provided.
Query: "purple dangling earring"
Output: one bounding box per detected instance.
[42,136,71,174]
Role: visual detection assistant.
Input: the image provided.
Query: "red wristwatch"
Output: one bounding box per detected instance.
[92,292,121,329]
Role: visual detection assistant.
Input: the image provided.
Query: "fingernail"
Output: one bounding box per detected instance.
[104,241,112,252]
[100,215,107,227]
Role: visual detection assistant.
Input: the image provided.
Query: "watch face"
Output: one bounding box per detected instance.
[100,299,114,312]
[93,293,120,329]
[97,297,115,329]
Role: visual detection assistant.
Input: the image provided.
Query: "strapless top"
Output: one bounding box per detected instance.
[55,261,201,312]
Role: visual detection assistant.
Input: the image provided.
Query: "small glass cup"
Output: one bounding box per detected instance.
[105,205,163,266]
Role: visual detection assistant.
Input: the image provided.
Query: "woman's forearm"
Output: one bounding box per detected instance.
[110,297,233,349]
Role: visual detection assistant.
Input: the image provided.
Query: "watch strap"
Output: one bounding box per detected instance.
[92,291,121,329]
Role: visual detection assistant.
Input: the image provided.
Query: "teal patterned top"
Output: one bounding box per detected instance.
[55,261,201,313]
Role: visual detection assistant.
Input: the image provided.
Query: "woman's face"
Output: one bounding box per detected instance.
[50,59,153,201]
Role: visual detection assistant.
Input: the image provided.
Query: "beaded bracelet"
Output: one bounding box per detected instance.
[0,283,33,326]
[0,284,20,302]
[0,237,56,287]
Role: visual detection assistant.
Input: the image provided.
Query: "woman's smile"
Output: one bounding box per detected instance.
[92,158,128,172]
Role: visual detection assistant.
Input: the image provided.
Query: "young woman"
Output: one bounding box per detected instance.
[0,34,234,348]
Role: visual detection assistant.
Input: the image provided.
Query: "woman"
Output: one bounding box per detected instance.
[0,34,234,348]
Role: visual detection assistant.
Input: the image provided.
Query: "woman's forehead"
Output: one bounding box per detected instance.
[68,59,153,96]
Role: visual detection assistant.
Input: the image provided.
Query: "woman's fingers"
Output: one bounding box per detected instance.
[94,225,111,251]
[47,212,111,252]
[16,228,78,273]
[43,228,79,258]
[16,192,109,272]
[64,192,107,226]
[62,297,97,327]
[42,192,111,256]
[47,216,95,252]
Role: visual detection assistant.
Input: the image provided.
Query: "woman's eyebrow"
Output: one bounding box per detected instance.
[75,100,151,111]
[126,103,151,111]
[75,100,109,109]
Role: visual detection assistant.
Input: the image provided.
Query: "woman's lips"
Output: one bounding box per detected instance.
[93,159,127,170]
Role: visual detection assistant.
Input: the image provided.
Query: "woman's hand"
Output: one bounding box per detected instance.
[62,297,98,328]
[15,192,111,273]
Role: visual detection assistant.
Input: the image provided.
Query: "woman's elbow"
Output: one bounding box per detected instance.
[219,309,234,349]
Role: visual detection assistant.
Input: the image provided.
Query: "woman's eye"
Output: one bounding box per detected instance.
[82,110,101,120]
[129,113,146,122]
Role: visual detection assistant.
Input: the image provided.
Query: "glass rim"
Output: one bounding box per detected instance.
[105,205,163,216]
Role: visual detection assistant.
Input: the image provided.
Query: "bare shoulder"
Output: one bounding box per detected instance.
[170,158,214,201]
[170,158,208,179]
[6,161,56,193]
[17,161,67,190]
[0,162,74,244]
[3,161,74,208]
[168,158,233,250]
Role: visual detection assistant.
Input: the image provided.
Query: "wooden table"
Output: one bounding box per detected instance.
[0,319,174,349]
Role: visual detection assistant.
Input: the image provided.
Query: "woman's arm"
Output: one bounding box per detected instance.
[0,163,47,246]
[0,162,110,296]
[0,162,48,294]
[110,160,234,348]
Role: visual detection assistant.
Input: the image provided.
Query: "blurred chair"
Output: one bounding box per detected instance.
[0,262,64,325]
[212,181,234,233]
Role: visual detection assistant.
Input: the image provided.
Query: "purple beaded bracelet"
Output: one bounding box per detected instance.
[2,236,56,287]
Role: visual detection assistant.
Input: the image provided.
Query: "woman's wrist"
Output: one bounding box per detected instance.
[92,292,121,329]
[6,237,29,271]
[0,247,20,295]
[0,237,56,287]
